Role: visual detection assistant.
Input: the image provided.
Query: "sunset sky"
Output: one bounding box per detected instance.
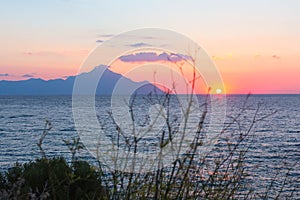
[0,0,299,94]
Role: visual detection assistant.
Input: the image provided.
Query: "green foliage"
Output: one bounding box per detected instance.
[22,157,70,199]
[0,172,6,190]
[5,163,23,185]
[0,158,106,199]
[70,161,106,199]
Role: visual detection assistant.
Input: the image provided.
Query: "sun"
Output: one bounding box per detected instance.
[216,88,222,94]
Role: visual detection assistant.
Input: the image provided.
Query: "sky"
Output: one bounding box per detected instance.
[0,0,299,94]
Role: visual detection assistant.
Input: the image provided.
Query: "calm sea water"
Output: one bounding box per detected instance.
[0,95,299,194]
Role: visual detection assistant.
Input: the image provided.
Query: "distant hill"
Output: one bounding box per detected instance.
[0,66,164,95]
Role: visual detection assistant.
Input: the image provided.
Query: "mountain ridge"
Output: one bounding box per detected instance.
[0,66,164,95]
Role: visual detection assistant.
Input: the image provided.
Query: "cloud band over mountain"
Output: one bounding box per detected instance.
[119,52,192,63]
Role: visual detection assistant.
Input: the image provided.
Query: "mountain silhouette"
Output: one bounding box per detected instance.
[0,66,164,95]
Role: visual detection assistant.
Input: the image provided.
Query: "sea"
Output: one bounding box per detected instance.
[0,94,299,196]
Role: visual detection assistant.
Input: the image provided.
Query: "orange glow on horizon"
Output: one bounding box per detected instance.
[1,46,299,94]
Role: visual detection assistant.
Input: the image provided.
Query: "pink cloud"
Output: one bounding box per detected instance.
[119,52,191,63]
[22,49,89,57]
[272,55,280,59]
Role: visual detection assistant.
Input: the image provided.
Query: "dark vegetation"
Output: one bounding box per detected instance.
[0,121,107,199]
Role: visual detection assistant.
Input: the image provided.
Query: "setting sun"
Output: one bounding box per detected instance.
[216,88,222,94]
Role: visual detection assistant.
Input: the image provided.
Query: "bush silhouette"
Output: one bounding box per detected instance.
[0,158,106,199]
[70,160,105,199]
